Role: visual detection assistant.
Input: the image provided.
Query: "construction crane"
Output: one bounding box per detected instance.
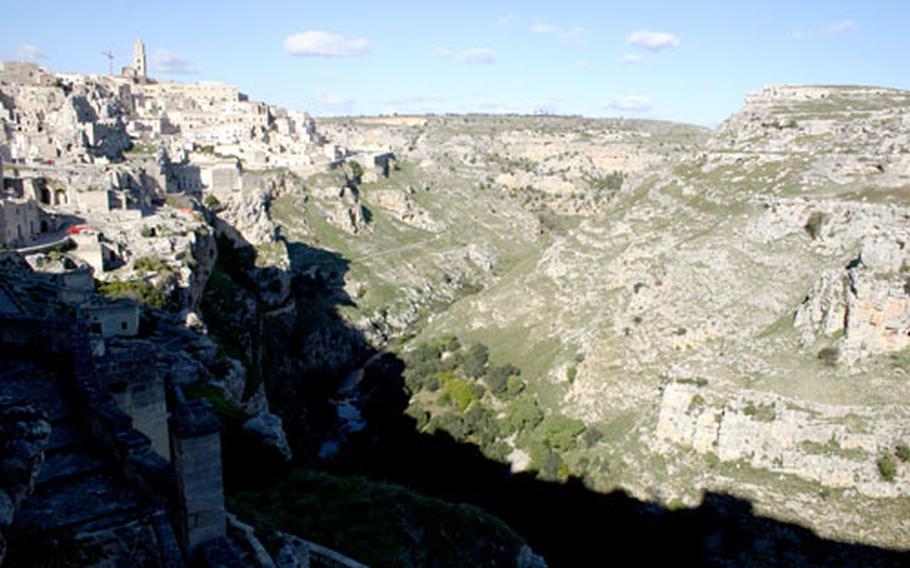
[101,50,114,76]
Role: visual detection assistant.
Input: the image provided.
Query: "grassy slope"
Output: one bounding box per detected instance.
[230,469,525,567]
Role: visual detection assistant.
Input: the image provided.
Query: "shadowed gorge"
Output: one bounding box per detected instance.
[210,231,908,567]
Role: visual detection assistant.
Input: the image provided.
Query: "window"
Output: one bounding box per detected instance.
[121,321,128,330]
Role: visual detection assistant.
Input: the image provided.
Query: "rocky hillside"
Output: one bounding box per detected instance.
[307,87,910,550]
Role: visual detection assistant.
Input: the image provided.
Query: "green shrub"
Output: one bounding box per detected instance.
[742,401,776,422]
[203,193,222,209]
[896,445,910,463]
[98,280,168,309]
[487,364,521,396]
[506,376,526,397]
[134,255,169,274]
[184,381,248,422]
[539,452,564,481]
[502,397,543,435]
[440,373,479,411]
[566,366,577,383]
[432,335,461,354]
[461,343,490,378]
[463,406,498,447]
[804,211,827,239]
[407,342,445,377]
[817,346,839,367]
[347,160,364,181]
[140,226,155,238]
[582,427,603,448]
[877,455,897,482]
[585,170,624,193]
[537,415,586,452]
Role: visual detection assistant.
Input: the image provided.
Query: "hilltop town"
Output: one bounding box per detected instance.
[1,37,910,567]
[0,39,419,568]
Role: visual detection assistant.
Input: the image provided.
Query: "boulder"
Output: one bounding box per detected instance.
[243,412,293,462]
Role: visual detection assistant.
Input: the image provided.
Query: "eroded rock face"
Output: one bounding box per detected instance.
[656,382,910,498]
[0,405,51,564]
[793,219,910,361]
[370,188,443,232]
[219,187,281,246]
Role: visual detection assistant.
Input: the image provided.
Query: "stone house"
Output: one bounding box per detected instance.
[0,196,39,247]
[81,298,140,337]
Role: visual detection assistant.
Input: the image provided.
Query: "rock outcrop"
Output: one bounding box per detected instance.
[0,405,51,564]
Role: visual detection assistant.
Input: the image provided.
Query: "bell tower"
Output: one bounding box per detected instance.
[134,36,147,79]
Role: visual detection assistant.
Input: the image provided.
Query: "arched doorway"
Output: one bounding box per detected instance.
[39,187,51,205]
[53,188,67,205]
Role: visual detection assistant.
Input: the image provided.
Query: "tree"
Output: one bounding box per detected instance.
[487,364,521,396]
[503,397,544,435]
[538,415,586,452]
[461,343,490,378]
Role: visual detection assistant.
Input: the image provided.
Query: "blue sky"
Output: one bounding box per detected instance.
[3,0,908,125]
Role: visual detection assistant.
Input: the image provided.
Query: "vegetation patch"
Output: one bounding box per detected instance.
[817,346,839,367]
[184,381,249,422]
[97,279,169,309]
[804,211,828,239]
[230,469,526,567]
[877,455,897,482]
[403,335,589,480]
[742,401,776,422]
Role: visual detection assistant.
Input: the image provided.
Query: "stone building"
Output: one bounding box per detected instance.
[82,298,140,337]
[0,196,39,247]
[69,231,116,274]
[0,61,55,86]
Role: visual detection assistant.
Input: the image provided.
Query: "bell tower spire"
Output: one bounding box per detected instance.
[134,36,147,79]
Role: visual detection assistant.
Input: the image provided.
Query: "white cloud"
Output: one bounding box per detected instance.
[12,43,47,61]
[559,27,585,44]
[284,31,370,57]
[434,47,496,65]
[152,50,196,74]
[617,53,644,65]
[605,95,652,112]
[459,48,497,64]
[530,21,585,44]
[530,22,559,34]
[314,94,352,106]
[625,30,681,51]
[792,19,856,40]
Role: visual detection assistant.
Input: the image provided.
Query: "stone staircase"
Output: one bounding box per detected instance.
[1,357,171,563]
